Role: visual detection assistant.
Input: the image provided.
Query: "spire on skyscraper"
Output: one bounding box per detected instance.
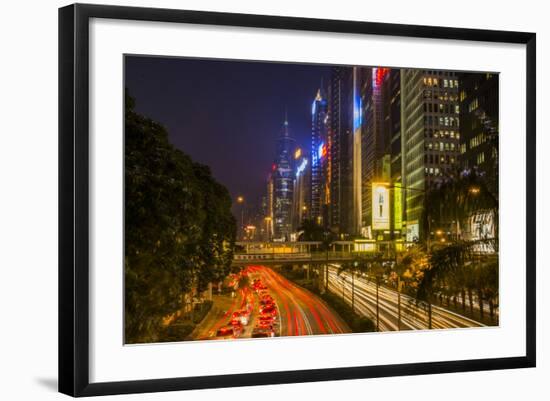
[281,107,290,137]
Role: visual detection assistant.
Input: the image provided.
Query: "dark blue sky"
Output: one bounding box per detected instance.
[125,55,330,209]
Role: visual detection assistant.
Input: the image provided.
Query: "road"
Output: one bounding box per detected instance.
[193,266,350,340]
[248,266,350,336]
[327,265,484,331]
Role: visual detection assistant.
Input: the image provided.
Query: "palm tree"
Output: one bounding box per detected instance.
[422,167,498,246]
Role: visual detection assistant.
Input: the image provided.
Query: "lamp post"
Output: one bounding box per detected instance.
[237,195,244,241]
[264,216,272,242]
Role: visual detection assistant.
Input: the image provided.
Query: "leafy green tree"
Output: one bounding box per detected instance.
[124,90,236,343]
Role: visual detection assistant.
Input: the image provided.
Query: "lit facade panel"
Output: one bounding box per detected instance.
[310,88,329,226]
[401,69,460,240]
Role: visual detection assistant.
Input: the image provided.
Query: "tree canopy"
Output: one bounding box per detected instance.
[124,90,236,343]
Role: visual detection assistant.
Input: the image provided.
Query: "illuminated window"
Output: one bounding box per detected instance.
[455,105,460,114]
[469,98,479,112]
[477,152,485,165]
[444,79,448,88]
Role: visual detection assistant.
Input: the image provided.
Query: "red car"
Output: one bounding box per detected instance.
[215,326,238,339]
[260,304,277,315]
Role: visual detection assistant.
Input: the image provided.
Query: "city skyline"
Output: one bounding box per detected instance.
[125,55,330,217]
[126,57,498,245]
[124,55,499,343]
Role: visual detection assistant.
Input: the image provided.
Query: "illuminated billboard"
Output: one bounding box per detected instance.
[393,184,402,230]
[372,183,390,230]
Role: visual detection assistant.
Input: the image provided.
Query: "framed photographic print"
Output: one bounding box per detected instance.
[58,3,536,397]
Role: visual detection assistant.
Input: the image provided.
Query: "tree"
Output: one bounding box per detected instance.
[298,219,336,293]
[415,240,498,327]
[422,167,498,246]
[124,90,236,343]
[391,246,427,330]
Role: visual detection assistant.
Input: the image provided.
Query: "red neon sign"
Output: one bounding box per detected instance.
[374,67,390,87]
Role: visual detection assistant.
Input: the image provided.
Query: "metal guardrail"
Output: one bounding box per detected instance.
[233,252,356,263]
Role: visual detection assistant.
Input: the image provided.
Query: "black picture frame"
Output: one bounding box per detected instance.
[59,3,536,397]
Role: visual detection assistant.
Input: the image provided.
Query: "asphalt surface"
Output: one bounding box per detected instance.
[327,265,485,331]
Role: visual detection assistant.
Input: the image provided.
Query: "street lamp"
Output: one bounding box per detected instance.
[468,186,480,195]
[237,196,245,240]
[264,217,272,242]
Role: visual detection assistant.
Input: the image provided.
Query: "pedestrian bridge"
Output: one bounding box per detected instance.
[231,240,410,266]
[232,251,355,266]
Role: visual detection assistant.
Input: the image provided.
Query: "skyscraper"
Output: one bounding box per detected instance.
[310,87,329,227]
[359,67,392,239]
[458,72,499,199]
[328,67,354,236]
[401,69,461,241]
[273,115,296,241]
[291,149,311,236]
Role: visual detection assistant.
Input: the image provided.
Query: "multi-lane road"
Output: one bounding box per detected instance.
[192,264,483,341]
[248,265,350,336]
[193,266,350,340]
[327,265,484,331]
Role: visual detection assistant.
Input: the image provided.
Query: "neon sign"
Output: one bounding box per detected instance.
[373,67,390,87]
[318,142,326,160]
[296,158,308,176]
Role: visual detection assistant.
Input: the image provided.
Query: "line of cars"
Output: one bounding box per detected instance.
[213,272,279,340]
[214,289,253,339]
[251,278,278,338]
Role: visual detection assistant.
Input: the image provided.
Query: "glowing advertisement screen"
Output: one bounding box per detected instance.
[372,183,390,230]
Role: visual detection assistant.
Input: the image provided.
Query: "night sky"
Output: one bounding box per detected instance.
[125,55,330,212]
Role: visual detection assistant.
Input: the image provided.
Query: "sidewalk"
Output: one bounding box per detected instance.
[188,293,241,340]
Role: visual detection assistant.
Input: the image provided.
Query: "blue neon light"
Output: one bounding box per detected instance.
[353,95,362,131]
[296,158,308,176]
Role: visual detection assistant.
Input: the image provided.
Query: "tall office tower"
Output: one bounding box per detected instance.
[273,116,296,241]
[458,72,499,199]
[310,87,329,226]
[386,69,404,238]
[291,149,311,235]
[351,67,363,236]
[359,67,391,239]
[401,69,461,241]
[328,67,354,236]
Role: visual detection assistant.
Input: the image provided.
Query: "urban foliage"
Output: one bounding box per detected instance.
[124,90,236,344]
[422,167,498,242]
